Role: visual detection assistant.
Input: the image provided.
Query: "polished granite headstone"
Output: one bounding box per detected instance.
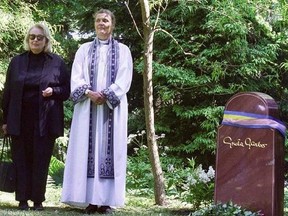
[214,92,285,216]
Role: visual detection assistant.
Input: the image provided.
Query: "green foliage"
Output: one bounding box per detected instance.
[0,0,35,55]
[0,0,35,91]
[127,144,154,196]
[163,157,215,209]
[136,0,288,167]
[48,156,65,185]
[54,129,69,162]
[285,187,288,212]
[0,137,12,162]
[63,100,73,129]
[127,138,215,207]
[191,201,263,216]
[128,108,146,135]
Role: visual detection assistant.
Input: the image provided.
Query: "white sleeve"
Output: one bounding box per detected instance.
[70,43,92,103]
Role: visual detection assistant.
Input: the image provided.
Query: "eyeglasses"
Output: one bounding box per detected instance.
[29,34,45,41]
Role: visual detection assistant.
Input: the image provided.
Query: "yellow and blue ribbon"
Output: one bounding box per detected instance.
[222,111,287,138]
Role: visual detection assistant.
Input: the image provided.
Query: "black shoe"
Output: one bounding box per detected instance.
[18,201,29,210]
[97,206,112,214]
[84,204,98,214]
[32,202,44,211]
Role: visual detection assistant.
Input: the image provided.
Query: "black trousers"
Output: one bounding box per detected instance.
[11,134,55,203]
[11,100,55,203]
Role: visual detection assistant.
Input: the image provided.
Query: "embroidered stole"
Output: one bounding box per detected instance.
[87,38,119,179]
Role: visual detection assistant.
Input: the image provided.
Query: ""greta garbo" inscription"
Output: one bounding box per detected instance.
[223,136,268,149]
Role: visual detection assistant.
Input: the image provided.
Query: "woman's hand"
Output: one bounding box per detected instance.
[2,124,7,135]
[87,91,106,105]
[42,87,53,97]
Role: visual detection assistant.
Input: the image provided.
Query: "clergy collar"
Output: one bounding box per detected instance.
[99,39,109,45]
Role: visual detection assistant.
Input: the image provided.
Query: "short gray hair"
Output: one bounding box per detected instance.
[93,9,116,30]
[23,23,52,53]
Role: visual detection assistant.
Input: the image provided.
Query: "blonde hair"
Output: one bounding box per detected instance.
[23,23,52,53]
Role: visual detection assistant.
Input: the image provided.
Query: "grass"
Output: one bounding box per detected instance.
[1,177,288,215]
[0,177,193,216]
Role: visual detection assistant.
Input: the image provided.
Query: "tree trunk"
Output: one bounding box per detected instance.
[139,0,166,206]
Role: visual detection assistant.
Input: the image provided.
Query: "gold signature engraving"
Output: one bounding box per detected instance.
[223,136,267,149]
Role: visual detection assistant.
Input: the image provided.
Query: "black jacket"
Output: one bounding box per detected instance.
[2,51,70,137]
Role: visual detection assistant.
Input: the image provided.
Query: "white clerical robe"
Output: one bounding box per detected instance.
[61,39,133,207]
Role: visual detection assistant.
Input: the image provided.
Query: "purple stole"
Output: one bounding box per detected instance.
[87,38,119,179]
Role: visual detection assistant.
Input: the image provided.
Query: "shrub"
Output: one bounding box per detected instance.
[126,144,154,195]
[48,156,65,185]
[127,134,215,208]
[164,158,215,208]
[191,201,264,216]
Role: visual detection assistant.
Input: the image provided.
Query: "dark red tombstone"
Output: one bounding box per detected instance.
[214,92,285,216]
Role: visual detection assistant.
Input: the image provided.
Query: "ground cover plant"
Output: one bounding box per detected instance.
[0,181,286,215]
[0,150,286,215]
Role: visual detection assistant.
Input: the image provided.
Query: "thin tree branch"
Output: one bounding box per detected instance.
[153,3,161,30]
[155,28,195,56]
[124,1,143,40]
[153,1,168,32]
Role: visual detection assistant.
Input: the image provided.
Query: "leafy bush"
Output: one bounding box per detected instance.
[164,157,214,208]
[53,129,69,162]
[48,156,65,185]
[190,201,264,216]
[127,134,214,207]
[126,144,154,196]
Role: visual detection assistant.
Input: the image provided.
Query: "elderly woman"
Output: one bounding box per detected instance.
[2,23,70,211]
[61,9,133,214]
